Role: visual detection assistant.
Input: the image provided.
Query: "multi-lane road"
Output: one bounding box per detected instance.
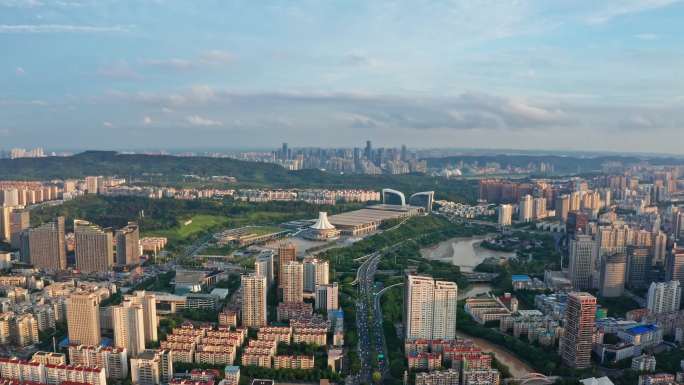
[355,251,383,384]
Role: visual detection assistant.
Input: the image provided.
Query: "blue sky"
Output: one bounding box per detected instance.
[1,0,683,153]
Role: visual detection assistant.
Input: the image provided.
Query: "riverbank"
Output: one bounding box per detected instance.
[455,330,534,378]
[458,283,493,300]
[420,235,514,272]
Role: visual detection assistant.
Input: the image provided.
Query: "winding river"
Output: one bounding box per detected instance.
[420,236,534,378]
[419,235,514,272]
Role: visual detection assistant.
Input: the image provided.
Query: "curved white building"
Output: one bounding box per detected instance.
[382,188,406,206]
[409,191,435,212]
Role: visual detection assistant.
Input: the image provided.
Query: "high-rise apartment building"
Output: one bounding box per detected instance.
[130,349,173,385]
[569,191,581,212]
[74,219,114,273]
[14,314,39,346]
[0,189,19,207]
[281,261,304,303]
[255,252,274,285]
[675,212,684,241]
[555,194,570,223]
[85,176,101,195]
[315,283,339,311]
[66,292,101,346]
[0,205,11,242]
[666,247,684,284]
[432,280,459,340]
[277,243,296,287]
[116,222,140,266]
[9,209,29,249]
[405,275,435,340]
[518,195,533,222]
[68,345,129,379]
[0,313,40,346]
[112,300,146,357]
[25,216,66,270]
[561,292,596,369]
[404,275,458,341]
[533,197,547,219]
[599,254,626,298]
[569,235,597,290]
[627,247,651,288]
[567,211,589,236]
[124,291,158,343]
[498,204,513,227]
[653,231,668,266]
[596,225,629,257]
[241,274,267,328]
[647,281,681,315]
[303,258,329,292]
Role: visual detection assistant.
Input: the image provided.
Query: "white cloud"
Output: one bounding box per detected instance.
[143,116,152,125]
[188,85,216,103]
[0,0,43,7]
[103,121,113,128]
[143,50,235,71]
[97,61,142,80]
[342,53,383,69]
[0,0,95,7]
[635,33,660,40]
[0,24,130,33]
[15,67,25,76]
[585,0,681,24]
[186,115,222,127]
[142,58,194,71]
[199,50,235,64]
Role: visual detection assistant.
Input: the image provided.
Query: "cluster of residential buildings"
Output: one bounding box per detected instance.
[1,148,47,159]
[232,241,344,376]
[481,169,684,373]
[0,259,285,385]
[12,216,143,273]
[159,323,246,365]
[407,339,500,385]
[99,182,386,206]
[235,188,380,205]
[435,201,495,220]
[104,186,234,201]
[463,293,518,325]
[402,275,502,384]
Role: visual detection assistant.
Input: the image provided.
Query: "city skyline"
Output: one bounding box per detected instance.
[3,2,684,384]
[2,1,684,152]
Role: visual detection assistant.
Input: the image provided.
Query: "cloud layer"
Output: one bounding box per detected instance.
[1,0,684,152]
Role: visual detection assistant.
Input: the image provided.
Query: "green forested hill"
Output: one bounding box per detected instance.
[0,151,479,203]
[0,151,289,182]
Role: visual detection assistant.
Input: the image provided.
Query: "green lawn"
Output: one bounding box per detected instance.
[248,225,286,236]
[145,214,228,241]
[202,245,236,256]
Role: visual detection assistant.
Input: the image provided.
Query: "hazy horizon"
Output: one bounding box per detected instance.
[6,145,684,160]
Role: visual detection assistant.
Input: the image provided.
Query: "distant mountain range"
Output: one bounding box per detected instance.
[425,154,684,174]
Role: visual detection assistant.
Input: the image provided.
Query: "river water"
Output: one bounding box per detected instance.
[454,330,533,378]
[420,236,534,378]
[419,235,514,272]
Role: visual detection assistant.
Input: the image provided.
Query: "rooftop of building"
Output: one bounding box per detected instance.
[625,324,659,335]
[511,274,531,282]
[250,380,274,385]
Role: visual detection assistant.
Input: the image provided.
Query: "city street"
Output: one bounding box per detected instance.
[355,250,390,383]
